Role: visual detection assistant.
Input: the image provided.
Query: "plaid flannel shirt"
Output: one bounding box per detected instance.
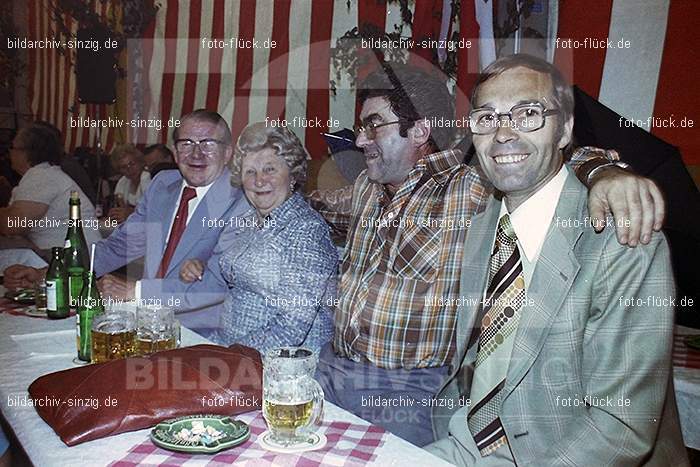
[309,147,610,369]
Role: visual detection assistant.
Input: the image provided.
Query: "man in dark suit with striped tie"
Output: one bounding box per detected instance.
[427,54,687,466]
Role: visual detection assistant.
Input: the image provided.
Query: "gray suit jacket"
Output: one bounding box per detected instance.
[94,170,249,329]
[428,169,688,466]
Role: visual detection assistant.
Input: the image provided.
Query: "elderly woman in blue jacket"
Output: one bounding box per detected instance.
[179,122,337,353]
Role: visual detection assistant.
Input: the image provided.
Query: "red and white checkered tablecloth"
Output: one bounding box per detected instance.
[109,410,386,467]
[673,333,700,370]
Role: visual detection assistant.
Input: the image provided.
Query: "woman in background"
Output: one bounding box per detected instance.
[108,144,150,223]
[180,122,337,353]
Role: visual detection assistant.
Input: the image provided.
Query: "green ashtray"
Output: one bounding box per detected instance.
[150,415,250,454]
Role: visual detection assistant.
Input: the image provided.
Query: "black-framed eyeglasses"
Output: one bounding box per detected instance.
[174,138,226,155]
[469,102,559,135]
[353,121,402,140]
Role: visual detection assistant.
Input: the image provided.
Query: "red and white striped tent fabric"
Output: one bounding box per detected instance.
[25,0,698,165]
[27,0,119,152]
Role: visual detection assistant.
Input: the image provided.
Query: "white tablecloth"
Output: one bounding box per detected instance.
[0,308,452,466]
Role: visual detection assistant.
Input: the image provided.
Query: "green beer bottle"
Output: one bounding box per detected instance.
[64,191,90,309]
[46,247,69,319]
[76,271,104,362]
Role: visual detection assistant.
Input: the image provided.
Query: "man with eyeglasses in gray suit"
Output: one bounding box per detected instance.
[5,109,249,334]
[427,54,687,466]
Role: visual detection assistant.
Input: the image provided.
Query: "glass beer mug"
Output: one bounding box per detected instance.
[262,347,324,446]
[136,305,180,356]
[90,308,136,363]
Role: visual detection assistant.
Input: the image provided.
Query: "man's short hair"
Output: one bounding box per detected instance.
[471,54,574,140]
[173,109,232,145]
[17,125,63,167]
[358,63,455,152]
[144,143,174,161]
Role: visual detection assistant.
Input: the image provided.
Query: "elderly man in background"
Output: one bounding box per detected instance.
[5,109,249,332]
[427,54,686,466]
[143,143,177,177]
[34,120,96,205]
[309,63,666,446]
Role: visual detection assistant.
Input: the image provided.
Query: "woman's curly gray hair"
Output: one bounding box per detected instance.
[230,122,309,191]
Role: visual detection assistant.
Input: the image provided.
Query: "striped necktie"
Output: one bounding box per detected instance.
[467,213,526,456]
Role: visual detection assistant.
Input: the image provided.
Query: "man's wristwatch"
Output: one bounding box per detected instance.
[587,160,631,185]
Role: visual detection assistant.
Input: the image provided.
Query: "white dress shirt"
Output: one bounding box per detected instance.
[503,164,569,285]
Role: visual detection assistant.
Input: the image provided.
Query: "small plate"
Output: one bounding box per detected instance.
[686,336,700,351]
[259,430,327,453]
[150,415,250,454]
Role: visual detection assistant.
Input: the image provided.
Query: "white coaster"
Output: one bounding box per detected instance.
[258,430,327,453]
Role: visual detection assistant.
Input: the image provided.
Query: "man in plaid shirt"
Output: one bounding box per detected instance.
[311,63,665,446]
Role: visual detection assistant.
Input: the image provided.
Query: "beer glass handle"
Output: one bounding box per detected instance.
[174,320,181,348]
[308,380,324,428]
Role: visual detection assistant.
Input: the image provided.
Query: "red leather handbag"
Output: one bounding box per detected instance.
[28,344,263,446]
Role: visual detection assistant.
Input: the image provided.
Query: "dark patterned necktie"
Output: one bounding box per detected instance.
[467,213,526,456]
